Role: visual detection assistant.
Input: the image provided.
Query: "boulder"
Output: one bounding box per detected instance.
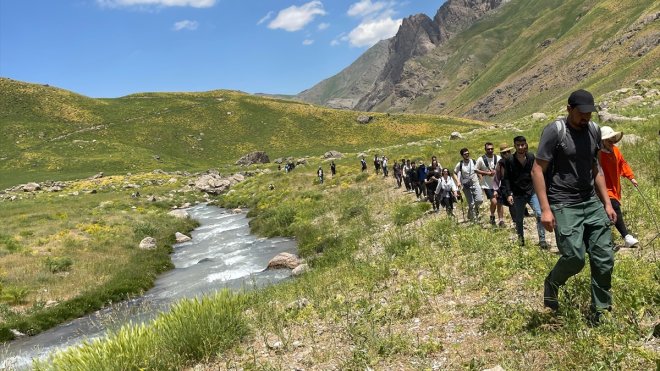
[296,158,308,165]
[267,252,302,270]
[620,134,643,146]
[356,115,373,124]
[22,182,41,192]
[618,95,644,107]
[194,174,231,195]
[235,151,270,166]
[175,232,192,243]
[531,112,548,121]
[232,208,243,214]
[168,209,190,219]
[450,132,463,140]
[89,172,104,179]
[292,263,309,276]
[139,237,157,250]
[323,150,343,159]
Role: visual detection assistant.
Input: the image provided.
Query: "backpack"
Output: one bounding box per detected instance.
[547,118,601,177]
[481,154,499,170]
[458,159,476,173]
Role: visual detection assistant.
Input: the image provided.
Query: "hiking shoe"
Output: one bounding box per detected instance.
[624,234,639,248]
[490,215,496,225]
[498,220,506,228]
[539,240,549,250]
[543,278,559,311]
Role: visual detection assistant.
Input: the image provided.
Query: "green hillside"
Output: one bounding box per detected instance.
[0,78,483,189]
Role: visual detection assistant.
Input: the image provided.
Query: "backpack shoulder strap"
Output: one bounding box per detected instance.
[554,118,566,149]
[481,155,489,169]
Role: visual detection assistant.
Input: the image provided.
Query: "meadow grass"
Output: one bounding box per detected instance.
[6,87,660,369]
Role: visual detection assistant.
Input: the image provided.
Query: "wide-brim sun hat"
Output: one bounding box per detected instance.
[499,142,514,153]
[601,126,623,143]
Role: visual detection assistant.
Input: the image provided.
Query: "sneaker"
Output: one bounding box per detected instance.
[490,215,496,225]
[498,220,506,228]
[543,278,559,311]
[624,234,639,248]
[539,240,549,250]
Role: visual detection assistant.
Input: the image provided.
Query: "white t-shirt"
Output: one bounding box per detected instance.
[475,154,499,189]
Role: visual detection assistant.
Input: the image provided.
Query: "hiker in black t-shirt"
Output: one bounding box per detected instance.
[531,89,616,322]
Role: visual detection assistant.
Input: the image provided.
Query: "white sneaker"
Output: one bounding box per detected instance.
[624,234,639,248]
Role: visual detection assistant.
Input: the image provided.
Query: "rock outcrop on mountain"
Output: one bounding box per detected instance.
[298,0,504,111]
[299,0,658,120]
[296,40,390,109]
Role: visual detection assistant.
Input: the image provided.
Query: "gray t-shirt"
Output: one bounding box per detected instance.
[536,120,601,205]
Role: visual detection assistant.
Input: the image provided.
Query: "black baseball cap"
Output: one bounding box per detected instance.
[568,89,597,113]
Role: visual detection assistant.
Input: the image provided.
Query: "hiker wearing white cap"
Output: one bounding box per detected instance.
[599,126,639,249]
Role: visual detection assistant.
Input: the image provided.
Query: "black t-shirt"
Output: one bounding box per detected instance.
[536,120,601,205]
[425,171,439,190]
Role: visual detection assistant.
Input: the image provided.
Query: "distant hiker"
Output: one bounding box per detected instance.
[402,159,412,191]
[599,126,639,249]
[436,168,459,217]
[430,156,442,173]
[374,155,381,175]
[417,161,428,200]
[317,166,324,184]
[425,166,441,211]
[476,142,501,225]
[453,148,483,221]
[278,164,281,171]
[532,89,616,322]
[393,160,403,188]
[409,162,420,199]
[501,136,547,248]
[493,142,514,227]
[330,161,337,177]
[361,157,367,172]
[382,156,389,177]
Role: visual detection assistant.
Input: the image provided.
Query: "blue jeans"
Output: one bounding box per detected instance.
[513,193,545,242]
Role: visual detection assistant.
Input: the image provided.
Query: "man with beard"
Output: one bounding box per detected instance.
[531,89,616,324]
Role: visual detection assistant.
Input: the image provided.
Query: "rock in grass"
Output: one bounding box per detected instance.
[139,237,157,250]
[175,232,191,243]
[267,252,301,269]
[168,209,190,219]
[291,263,309,276]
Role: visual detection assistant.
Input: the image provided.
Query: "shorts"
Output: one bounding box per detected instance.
[483,188,496,200]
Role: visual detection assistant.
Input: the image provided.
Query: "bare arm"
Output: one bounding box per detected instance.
[531,158,555,232]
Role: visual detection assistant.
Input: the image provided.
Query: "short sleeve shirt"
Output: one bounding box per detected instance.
[475,154,499,189]
[454,160,479,185]
[536,120,601,205]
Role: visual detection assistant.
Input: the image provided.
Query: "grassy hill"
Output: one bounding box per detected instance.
[27,84,659,370]
[0,78,483,189]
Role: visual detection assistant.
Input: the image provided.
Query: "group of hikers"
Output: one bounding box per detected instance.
[359,90,642,324]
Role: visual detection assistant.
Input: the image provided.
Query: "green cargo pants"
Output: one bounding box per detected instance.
[547,197,614,311]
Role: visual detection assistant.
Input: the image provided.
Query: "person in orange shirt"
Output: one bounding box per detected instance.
[599,126,639,248]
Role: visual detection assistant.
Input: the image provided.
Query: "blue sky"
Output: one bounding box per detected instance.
[0,0,442,98]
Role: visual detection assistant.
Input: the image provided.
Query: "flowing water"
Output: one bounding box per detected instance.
[1,204,297,369]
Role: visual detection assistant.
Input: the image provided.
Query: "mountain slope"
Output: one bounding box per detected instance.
[0,78,484,189]
[298,0,659,120]
[296,40,390,109]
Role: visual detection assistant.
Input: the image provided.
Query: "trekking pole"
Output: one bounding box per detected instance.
[633,184,659,261]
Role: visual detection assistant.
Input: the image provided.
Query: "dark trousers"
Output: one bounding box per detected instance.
[547,197,614,311]
[610,198,629,238]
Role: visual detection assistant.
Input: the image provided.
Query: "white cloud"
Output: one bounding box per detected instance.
[257,11,274,25]
[302,39,314,46]
[268,1,326,32]
[173,20,199,31]
[97,0,215,8]
[347,17,401,47]
[317,22,330,31]
[347,0,388,17]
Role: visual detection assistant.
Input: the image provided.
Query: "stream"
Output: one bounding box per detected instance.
[1,204,297,369]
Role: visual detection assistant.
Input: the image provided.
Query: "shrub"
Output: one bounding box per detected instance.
[44,257,73,273]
